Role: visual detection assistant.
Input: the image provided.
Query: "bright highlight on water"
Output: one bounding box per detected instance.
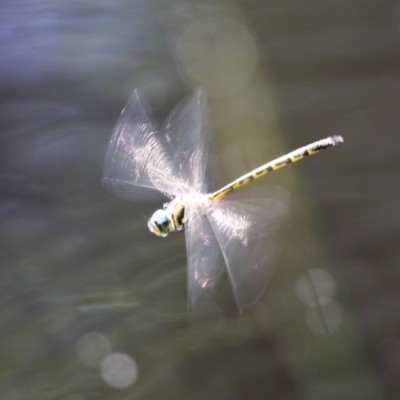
[102,90,343,311]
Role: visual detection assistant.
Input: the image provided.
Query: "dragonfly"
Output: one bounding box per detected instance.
[102,89,343,311]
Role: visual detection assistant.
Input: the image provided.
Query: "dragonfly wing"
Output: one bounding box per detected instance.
[162,89,210,195]
[103,90,210,201]
[102,91,182,201]
[185,203,224,308]
[207,186,290,311]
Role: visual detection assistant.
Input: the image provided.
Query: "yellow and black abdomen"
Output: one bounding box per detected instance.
[211,136,343,201]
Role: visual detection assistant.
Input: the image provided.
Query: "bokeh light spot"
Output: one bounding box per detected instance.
[305,298,343,335]
[295,268,336,305]
[175,16,257,96]
[76,332,112,368]
[100,353,138,389]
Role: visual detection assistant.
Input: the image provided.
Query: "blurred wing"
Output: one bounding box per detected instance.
[162,89,210,195]
[102,91,184,201]
[185,203,224,308]
[102,89,210,201]
[207,186,290,311]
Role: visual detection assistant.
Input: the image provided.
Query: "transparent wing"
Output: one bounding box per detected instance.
[162,89,210,195]
[207,185,290,311]
[185,203,224,308]
[102,89,209,201]
[102,90,177,201]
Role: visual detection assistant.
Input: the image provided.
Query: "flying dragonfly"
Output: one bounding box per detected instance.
[102,90,343,311]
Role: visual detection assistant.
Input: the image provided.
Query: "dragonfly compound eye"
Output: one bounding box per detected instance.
[148,209,174,237]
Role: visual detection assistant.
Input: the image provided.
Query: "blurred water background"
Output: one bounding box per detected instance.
[1,0,399,399]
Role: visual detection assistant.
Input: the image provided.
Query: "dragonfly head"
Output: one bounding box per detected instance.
[148,209,175,237]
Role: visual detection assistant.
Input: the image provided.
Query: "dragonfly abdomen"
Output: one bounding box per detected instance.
[211,135,343,201]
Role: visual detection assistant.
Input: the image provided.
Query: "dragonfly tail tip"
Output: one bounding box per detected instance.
[331,135,344,145]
